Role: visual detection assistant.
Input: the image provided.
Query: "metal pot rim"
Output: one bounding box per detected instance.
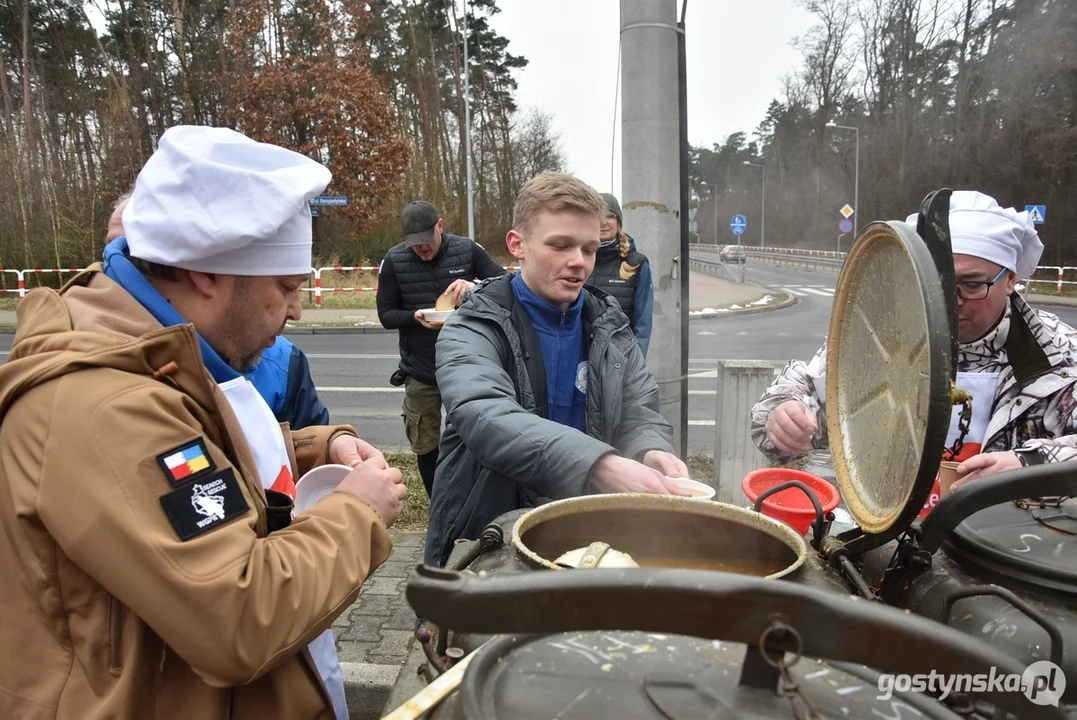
[510,493,810,579]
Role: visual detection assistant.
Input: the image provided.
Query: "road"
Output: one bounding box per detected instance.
[3,263,1075,456]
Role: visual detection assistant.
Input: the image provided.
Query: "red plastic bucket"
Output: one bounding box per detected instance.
[741,468,841,535]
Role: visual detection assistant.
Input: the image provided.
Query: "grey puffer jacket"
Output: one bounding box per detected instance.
[424,273,674,566]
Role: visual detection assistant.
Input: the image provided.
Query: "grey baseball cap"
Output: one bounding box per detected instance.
[402,200,440,247]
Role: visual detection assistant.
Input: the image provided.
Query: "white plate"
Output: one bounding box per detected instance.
[419,308,454,324]
[667,476,716,500]
[295,463,353,513]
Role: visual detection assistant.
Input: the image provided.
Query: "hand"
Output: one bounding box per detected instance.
[766,401,818,455]
[590,454,692,496]
[335,457,406,526]
[414,309,438,330]
[443,279,475,307]
[329,435,388,470]
[641,450,689,479]
[951,451,1023,490]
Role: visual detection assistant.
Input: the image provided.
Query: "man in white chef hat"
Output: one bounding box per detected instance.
[0,125,405,719]
[750,191,1077,510]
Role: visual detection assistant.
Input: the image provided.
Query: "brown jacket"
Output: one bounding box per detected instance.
[0,268,392,719]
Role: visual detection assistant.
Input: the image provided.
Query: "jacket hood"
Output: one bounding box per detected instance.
[0,267,214,423]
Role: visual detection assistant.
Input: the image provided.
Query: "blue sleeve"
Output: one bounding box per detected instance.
[632,261,654,358]
[244,341,289,415]
[279,344,330,429]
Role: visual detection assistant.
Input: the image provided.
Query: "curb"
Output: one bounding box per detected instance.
[689,291,798,320]
[1025,294,1077,309]
[342,661,404,719]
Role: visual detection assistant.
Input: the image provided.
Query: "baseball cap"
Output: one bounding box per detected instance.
[402,201,440,247]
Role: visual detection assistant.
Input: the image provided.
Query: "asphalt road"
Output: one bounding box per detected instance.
[4,263,1076,456]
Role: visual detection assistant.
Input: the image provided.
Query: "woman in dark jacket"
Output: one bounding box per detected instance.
[586,193,654,356]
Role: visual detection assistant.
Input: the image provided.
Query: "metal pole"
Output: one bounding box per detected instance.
[621,0,685,456]
[701,181,718,246]
[676,2,690,461]
[826,123,859,238]
[462,0,475,240]
[853,127,859,237]
[760,164,766,247]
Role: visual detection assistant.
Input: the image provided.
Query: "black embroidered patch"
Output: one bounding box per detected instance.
[160,468,250,541]
[155,438,217,488]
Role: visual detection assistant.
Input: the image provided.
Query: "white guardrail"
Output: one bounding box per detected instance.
[689,243,1077,294]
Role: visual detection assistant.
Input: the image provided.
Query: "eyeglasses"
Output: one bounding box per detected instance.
[956,267,1007,301]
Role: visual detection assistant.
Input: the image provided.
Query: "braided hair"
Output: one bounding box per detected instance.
[616,229,640,280]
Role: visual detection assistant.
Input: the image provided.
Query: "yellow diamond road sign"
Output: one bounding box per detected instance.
[840,204,855,218]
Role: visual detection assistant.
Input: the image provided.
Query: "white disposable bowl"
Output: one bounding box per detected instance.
[419,308,454,323]
[668,476,716,500]
[295,463,353,513]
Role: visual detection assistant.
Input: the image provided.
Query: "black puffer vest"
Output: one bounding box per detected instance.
[386,233,483,385]
[586,236,646,321]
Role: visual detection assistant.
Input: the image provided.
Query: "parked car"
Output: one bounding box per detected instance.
[719,244,746,263]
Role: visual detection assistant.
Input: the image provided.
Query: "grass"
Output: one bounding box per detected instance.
[1024,278,1077,298]
[386,451,430,530]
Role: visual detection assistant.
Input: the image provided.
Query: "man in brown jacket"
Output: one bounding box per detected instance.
[0,125,406,719]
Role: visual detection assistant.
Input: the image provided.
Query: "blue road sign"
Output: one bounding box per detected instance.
[310,195,349,207]
[309,206,320,217]
[839,218,853,234]
[730,214,747,235]
[1026,205,1046,224]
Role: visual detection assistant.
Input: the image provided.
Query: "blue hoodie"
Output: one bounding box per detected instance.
[244,337,329,430]
[511,273,587,433]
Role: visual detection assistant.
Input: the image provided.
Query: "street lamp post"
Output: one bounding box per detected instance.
[742,161,765,247]
[700,181,719,246]
[826,121,859,237]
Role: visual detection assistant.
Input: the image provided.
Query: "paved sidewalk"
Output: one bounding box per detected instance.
[337,529,425,719]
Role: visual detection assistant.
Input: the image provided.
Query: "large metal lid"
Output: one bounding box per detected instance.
[826,221,954,536]
[946,500,1077,598]
[452,631,962,719]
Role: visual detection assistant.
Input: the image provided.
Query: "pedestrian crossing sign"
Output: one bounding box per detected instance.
[1026,205,1046,224]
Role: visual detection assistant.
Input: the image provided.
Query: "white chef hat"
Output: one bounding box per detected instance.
[123,125,331,276]
[905,190,1043,280]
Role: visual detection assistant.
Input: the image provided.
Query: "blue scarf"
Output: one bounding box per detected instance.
[102,237,239,383]
[511,273,587,432]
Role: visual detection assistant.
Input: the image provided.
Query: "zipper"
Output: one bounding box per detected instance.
[108,595,124,671]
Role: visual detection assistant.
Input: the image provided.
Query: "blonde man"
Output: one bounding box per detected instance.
[424,171,689,566]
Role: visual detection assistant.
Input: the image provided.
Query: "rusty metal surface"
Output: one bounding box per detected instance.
[826,221,952,536]
[404,565,1065,719]
[510,493,810,578]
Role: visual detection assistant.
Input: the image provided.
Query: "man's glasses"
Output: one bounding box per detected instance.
[956,267,1007,301]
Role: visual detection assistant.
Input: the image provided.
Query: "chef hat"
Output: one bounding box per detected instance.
[905,190,1043,280]
[123,125,331,276]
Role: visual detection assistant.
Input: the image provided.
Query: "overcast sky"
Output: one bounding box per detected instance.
[488,0,815,199]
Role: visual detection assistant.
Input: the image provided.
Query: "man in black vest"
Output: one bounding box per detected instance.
[377,200,507,495]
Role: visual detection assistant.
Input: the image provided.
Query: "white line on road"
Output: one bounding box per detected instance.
[782,287,808,297]
[800,287,835,297]
[304,353,399,360]
[318,386,404,393]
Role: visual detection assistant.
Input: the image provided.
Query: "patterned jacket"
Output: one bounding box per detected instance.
[751,294,1077,465]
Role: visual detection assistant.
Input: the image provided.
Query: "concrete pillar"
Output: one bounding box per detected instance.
[620,0,685,453]
[714,360,775,505]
